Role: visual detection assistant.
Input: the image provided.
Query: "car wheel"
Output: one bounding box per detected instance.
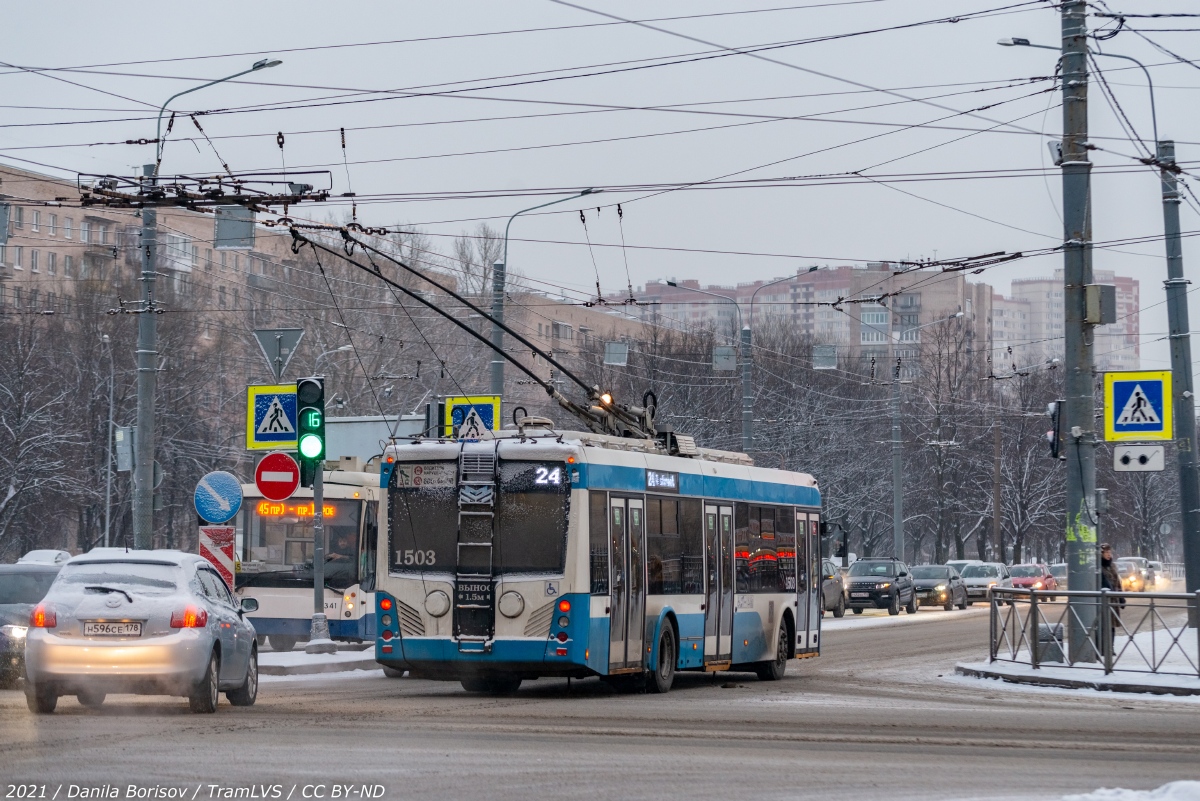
[25,682,57,714]
[189,651,220,714]
[756,620,789,682]
[888,593,900,616]
[382,666,406,679]
[833,593,846,618]
[852,608,863,615]
[956,590,968,610]
[943,596,954,612]
[905,592,918,614]
[268,635,297,653]
[77,690,105,709]
[226,647,258,707]
[648,623,677,694]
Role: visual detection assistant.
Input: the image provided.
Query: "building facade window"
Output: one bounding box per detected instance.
[12,246,22,269]
[30,250,39,273]
[80,220,91,243]
[47,252,57,275]
[220,252,227,270]
[64,255,73,277]
[48,214,57,236]
[31,210,40,232]
[63,217,73,239]
[205,249,213,271]
[12,206,24,229]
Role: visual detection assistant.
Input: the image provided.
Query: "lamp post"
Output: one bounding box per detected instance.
[860,310,963,560]
[133,57,282,550]
[666,281,751,452]
[1000,34,1200,605]
[102,334,114,548]
[493,189,599,399]
[314,344,353,374]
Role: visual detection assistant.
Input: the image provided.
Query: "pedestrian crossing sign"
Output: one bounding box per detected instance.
[1104,371,1172,442]
[247,384,298,450]
[443,395,501,438]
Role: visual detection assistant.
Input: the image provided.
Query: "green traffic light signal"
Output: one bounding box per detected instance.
[296,376,325,487]
[299,432,324,460]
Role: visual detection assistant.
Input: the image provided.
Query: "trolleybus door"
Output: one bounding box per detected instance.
[796,511,821,650]
[609,497,646,671]
[703,504,734,664]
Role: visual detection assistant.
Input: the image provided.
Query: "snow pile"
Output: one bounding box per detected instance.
[1063,782,1200,800]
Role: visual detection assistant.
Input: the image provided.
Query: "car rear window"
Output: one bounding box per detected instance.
[1009,565,1043,578]
[57,562,181,593]
[848,561,895,577]
[911,566,949,580]
[961,565,1000,578]
[0,571,58,605]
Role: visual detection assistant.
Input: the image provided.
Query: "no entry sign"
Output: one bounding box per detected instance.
[255,451,300,501]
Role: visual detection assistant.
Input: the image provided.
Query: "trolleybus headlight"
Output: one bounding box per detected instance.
[498,591,525,618]
[425,590,451,618]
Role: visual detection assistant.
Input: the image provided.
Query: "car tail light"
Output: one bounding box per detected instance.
[30,604,55,628]
[170,607,208,628]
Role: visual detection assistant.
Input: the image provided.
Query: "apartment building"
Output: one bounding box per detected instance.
[1011,269,1139,370]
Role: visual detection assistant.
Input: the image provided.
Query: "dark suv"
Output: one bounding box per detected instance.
[1,560,63,688]
[845,557,917,616]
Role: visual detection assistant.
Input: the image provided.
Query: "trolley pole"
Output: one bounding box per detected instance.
[1159,140,1200,611]
[1060,0,1100,660]
[132,163,158,550]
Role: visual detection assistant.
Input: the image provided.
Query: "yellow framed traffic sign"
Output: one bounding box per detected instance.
[1103,370,1172,442]
[247,383,298,450]
[443,395,501,438]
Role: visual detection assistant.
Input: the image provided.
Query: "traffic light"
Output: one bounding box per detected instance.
[1045,399,1066,460]
[297,376,325,487]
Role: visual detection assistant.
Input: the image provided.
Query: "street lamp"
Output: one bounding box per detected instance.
[492,188,600,397]
[101,334,114,548]
[1000,37,1200,602]
[314,344,353,373]
[132,57,282,550]
[666,281,752,452]
[859,310,963,560]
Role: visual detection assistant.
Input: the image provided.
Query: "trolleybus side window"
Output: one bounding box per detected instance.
[776,507,797,592]
[647,496,682,594]
[735,503,751,593]
[243,499,362,589]
[679,499,704,594]
[389,461,457,574]
[590,492,609,594]
[495,461,570,574]
[360,501,378,592]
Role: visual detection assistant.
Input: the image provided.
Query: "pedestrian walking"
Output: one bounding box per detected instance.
[1100,543,1125,648]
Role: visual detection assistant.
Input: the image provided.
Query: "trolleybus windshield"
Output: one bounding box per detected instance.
[239,499,363,590]
[388,459,569,575]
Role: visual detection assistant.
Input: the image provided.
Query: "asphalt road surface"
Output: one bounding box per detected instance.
[3,608,1198,801]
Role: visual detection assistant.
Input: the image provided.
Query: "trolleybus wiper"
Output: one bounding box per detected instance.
[288,227,651,438]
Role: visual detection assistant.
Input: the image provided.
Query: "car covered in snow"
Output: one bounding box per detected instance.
[959,562,1013,601]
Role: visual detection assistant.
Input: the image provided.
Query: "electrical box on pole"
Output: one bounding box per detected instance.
[1046,399,1066,459]
[296,377,325,488]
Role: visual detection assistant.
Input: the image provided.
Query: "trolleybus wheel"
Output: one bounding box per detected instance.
[648,623,676,694]
[755,620,789,681]
[382,666,406,679]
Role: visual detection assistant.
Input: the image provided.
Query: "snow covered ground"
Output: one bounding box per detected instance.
[259,647,380,676]
[1063,782,1200,801]
[993,619,1199,677]
[821,604,989,630]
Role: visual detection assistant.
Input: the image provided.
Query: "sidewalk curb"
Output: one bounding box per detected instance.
[955,662,1200,696]
[260,657,380,676]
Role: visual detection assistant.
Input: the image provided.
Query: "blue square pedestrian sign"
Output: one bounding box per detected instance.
[1104,371,1172,442]
[247,384,298,450]
[443,395,500,439]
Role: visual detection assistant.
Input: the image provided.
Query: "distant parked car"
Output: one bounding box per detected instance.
[820,559,846,618]
[911,565,968,610]
[946,559,982,577]
[23,550,261,714]
[1009,564,1059,599]
[960,562,1013,602]
[0,560,63,689]
[1049,563,1068,590]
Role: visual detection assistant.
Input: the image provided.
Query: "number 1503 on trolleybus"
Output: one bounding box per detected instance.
[374,424,821,694]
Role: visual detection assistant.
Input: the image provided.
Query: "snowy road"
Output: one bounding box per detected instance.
[1,609,1197,800]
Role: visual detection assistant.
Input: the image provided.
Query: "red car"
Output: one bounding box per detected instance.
[1009,563,1059,598]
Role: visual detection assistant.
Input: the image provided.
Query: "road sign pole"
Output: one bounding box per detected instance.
[1060,0,1099,661]
[306,467,336,653]
[1158,141,1200,612]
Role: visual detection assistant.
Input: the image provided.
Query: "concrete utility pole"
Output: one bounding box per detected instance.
[490,261,506,396]
[993,422,1003,560]
[1159,140,1200,604]
[132,163,157,550]
[1060,0,1100,660]
[103,334,115,548]
[891,359,904,561]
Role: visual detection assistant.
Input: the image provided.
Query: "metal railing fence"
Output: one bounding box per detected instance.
[989,587,1200,677]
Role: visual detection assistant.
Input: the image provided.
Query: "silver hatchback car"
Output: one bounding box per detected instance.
[24,549,260,714]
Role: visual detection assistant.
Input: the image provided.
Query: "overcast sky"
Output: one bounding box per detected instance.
[4,0,1199,369]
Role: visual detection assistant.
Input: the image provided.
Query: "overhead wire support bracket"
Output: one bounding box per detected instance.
[75,170,332,209]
